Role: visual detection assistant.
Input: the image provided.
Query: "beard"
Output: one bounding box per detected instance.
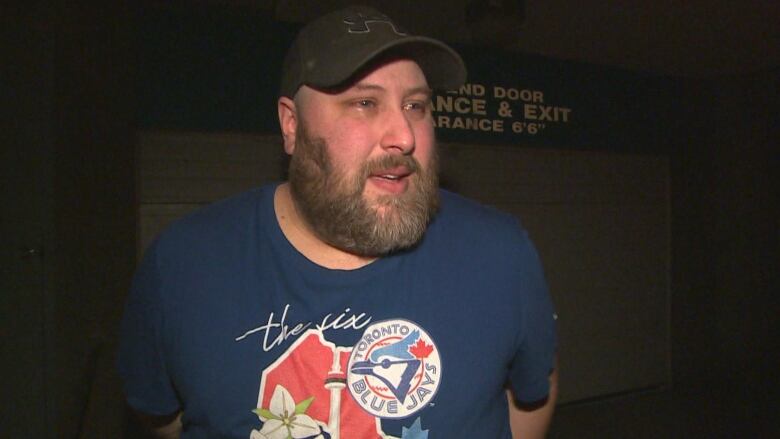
[288,123,439,257]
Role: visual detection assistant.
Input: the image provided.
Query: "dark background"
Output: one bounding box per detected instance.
[4,1,777,437]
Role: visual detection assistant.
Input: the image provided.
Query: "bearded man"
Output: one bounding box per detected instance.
[119,5,558,439]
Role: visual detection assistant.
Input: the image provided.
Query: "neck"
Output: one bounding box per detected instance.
[274,183,377,270]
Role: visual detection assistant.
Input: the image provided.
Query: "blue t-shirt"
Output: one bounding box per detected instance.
[118,184,556,438]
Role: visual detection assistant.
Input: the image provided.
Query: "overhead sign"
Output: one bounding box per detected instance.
[432,82,572,138]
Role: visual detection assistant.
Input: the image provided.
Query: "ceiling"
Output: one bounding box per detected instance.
[223,0,780,78]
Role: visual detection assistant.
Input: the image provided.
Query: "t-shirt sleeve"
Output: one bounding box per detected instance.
[508,230,558,403]
[117,243,181,415]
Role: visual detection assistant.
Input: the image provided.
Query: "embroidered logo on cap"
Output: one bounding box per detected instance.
[343,12,407,35]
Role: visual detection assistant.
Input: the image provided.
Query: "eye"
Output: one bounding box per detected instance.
[353,99,376,109]
[403,100,430,118]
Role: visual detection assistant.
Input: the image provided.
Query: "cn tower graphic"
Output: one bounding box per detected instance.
[324,349,347,439]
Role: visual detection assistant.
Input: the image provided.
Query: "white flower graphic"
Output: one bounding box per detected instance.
[252,384,321,439]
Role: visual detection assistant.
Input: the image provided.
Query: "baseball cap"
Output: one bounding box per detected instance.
[279,5,467,97]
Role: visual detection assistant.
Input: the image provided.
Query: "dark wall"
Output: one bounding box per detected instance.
[548,68,777,438]
[51,3,137,436]
[670,69,777,419]
[5,2,776,436]
[4,2,137,437]
[3,4,55,437]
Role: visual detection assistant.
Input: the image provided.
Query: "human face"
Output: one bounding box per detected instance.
[284,59,439,256]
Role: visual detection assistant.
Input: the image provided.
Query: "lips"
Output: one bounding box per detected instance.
[368,166,413,194]
[370,166,413,181]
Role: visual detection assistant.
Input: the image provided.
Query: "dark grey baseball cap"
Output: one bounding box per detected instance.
[279,5,467,97]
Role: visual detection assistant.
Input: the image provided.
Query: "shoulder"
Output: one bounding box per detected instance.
[433,189,532,250]
[426,189,547,281]
[149,185,274,260]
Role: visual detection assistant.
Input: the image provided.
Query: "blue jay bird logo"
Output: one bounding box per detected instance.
[347,320,442,419]
[350,330,422,402]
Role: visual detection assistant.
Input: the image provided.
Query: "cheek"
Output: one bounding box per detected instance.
[327,123,377,160]
[412,123,436,165]
[300,103,373,154]
[320,124,377,175]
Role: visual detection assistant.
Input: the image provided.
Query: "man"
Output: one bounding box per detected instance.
[119,5,557,439]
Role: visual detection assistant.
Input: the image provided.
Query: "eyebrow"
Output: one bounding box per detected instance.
[351,83,433,98]
[408,86,434,98]
[352,83,384,92]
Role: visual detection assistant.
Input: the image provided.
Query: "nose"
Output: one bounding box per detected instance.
[379,107,415,155]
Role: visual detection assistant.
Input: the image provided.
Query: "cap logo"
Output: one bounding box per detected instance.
[343,12,407,35]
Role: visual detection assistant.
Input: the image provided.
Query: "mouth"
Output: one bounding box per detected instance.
[371,166,412,180]
[368,166,413,193]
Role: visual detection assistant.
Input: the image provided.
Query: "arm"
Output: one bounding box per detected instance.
[119,244,184,439]
[133,410,183,439]
[507,361,559,439]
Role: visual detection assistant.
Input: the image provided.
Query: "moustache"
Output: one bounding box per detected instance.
[360,154,421,179]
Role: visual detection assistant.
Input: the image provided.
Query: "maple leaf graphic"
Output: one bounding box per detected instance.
[409,339,434,359]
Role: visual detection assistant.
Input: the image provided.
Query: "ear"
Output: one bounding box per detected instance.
[278,96,298,155]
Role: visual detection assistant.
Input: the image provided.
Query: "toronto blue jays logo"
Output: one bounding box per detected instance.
[343,12,408,35]
[347,319,441,419]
